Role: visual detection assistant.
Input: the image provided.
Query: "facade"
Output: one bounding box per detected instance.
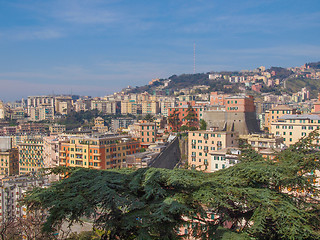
[111,118,136,132]
[91,99,120,114]
[160,100,175,117]
[43,136,64,182]
[17,123,46,134]
[264,105,297,131]
[0,175,48,222]
[54,96,73,115]
[240,134,284,151]
[92,117,108,133]
[18,139,44,174]
[141,100,159,115]
[167,105,203,131]
[210,148,241,172]
[188,130,238,171]
[0,137,18,176]
[121,100,140,115]
[0,101,5,119]
[60,135,140,170]
[270,114,320,146]
[49,124,66,134]
[129,121,157,148]
[27,96,54,115]
[29,104,54,121]
[203,94,260,135]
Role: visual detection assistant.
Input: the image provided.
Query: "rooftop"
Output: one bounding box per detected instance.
[279,114,320,120]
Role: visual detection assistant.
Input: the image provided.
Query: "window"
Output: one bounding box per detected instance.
[215,164,218,169]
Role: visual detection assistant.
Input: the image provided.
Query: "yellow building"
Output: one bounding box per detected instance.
[265,105,297,131]
[188,130,238,171]
[270,114,320,146]
[0,149,18,176]
[141,100,159,115]
[18,139,44,174]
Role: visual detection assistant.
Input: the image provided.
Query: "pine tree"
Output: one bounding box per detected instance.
[24,132,320,240]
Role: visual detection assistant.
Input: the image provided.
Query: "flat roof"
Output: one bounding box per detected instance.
[279,114,320,120]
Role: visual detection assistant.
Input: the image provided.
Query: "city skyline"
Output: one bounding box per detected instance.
[1,0,320,101]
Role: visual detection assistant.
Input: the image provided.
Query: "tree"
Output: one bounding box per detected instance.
[184,104,198,129]
[144,114,154,122]
[168,109,181,132]
[199,119,207,130]
[24,132,320,240]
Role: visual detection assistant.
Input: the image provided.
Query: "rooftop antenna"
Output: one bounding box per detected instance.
[193,42,196,74]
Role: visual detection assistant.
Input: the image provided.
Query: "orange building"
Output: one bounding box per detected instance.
[225,95,256,112]
[209,92,229,105]
[167,105,203,131]
[60,135,140,170]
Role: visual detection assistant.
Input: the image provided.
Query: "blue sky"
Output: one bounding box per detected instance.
[0,0,320,101]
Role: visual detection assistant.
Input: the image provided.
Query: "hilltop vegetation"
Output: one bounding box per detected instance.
[286,77,320,98]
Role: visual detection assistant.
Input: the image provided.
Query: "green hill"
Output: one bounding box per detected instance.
[286,77,320,98]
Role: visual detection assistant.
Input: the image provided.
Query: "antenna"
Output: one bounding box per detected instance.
[193,43,196,74]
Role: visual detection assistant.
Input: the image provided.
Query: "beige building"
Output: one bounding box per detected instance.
[49,124,66,134]
[121,100,140,115]
[0,137,18,176]
[55,96,73,115]
[265,105,297,131]
[240,134,284,151]
[270,114,320,146]
[0,100,5,119]
[141,100,159,115]
[188,130,238,171]
[43,136,65,182]
[29,104,54,121]
[210,148,240,172]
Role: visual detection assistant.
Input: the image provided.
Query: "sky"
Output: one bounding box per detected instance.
[0,0,320,101]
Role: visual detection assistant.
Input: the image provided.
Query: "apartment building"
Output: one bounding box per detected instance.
[18,139,44,174]
[49,124,66,134]
[129,121,157,148]
[264,105,297,131]
[0,175,48,222]
[111,118,136,132]
[0,100,5,119]
[27,96,54,115]
[121,100,140,115]
[141,100,159,115]
[43,136,65,182]
[60,135,140,170]
[167,105,203,131]
[210,148,241,172]
[0,137,18,176]
[188,130,238,171]
[54,96,73,115]
[240,134,284,151]
[29,104,54,121]
[270,114,320,146]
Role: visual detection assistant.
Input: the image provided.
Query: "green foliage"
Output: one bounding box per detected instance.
[24,132,320,240]
[199,119,207,130]
[286,77,318,98]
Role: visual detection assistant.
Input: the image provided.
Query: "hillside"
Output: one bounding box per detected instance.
[129,73,240,95]
[306,61,320,69]
[286,77,319,98]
